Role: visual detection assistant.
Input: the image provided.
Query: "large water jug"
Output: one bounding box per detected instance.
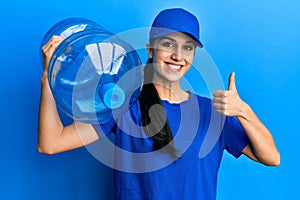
[40,18,143,124]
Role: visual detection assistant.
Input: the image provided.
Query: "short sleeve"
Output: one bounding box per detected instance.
[223,116,249,158]
[92,119,116,137]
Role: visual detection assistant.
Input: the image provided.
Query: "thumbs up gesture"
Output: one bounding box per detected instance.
[213,72,245,117]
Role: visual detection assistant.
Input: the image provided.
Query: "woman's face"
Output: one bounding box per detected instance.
[148,32,196,84]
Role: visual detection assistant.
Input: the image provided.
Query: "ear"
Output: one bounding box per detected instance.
[146,43,153,59]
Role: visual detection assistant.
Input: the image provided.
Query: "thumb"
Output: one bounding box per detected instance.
[228,72,237,91]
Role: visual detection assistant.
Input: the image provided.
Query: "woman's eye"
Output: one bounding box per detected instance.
[183,45,194,51]
[162,42,176,48]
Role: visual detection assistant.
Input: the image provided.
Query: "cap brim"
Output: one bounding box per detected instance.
[150,28,203,48]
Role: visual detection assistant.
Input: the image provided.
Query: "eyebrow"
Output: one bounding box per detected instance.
[160,36,195,44]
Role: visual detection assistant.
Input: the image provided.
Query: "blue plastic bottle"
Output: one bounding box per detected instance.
[40,18,143,124]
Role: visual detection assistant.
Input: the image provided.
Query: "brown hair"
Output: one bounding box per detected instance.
[138,58,178,158]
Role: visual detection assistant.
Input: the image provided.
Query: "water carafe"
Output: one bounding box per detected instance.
[40,17,143,124]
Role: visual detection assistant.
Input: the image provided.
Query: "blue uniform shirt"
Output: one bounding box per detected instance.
[93,93,249,200]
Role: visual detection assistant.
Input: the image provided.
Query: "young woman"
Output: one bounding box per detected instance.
[38,8,280,200]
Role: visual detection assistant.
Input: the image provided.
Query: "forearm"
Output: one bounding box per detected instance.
[38,73,100,154]
[238,102,280,166]
[38,73,64,153]
[37,35,100,154]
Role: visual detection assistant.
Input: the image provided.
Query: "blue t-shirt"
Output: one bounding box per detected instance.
[93,93,249,200]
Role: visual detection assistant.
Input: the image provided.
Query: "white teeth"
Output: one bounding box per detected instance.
[168,64,181,70]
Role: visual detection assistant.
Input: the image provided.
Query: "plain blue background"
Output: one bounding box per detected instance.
[0,0,299,199]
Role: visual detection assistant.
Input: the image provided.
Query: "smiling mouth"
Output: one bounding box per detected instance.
[166,63,182,71]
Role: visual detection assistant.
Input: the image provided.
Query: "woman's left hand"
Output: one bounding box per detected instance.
[213,72,280,166]
[213,72,247,117]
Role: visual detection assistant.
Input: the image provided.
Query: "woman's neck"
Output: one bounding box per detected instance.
[153,82,190,103]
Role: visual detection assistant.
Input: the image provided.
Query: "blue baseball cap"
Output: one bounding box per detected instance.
[150,8,203,47]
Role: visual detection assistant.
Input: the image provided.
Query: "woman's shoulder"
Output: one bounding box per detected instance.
[192,93,212,105]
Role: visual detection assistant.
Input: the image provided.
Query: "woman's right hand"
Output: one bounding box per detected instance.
[41,35,65,74]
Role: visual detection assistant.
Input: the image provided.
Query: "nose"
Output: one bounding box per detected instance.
[171,48,183,61]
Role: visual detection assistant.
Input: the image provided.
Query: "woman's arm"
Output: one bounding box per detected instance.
[38,36,99,154]
[213,72,280,166]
